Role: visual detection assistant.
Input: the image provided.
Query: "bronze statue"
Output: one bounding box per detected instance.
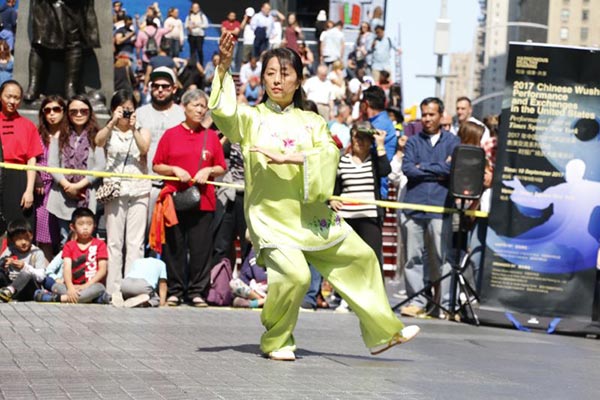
[24,0,100,102]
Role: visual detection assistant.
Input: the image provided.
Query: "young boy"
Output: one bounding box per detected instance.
[111,257,168,308]
[36,208,109,304]
[0,220,47,302]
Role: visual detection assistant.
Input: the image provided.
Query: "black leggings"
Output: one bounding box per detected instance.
[188,35,204,65]
[346,217,383,270]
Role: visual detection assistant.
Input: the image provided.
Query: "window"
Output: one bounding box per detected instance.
[561,9,570,22]
[582,9,589,21]
[560,27,569,40]
[581,27,589,41]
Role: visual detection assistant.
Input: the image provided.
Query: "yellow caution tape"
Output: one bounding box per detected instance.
[0,162,488,217]
[329,195,489,218]
[0,161,178,181]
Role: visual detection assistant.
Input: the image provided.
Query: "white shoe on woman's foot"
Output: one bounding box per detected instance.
[268,349,296,361]
[369,325,420,355]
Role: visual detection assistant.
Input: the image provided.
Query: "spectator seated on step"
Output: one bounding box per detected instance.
[111,257,168,308]
[0,219,47,302]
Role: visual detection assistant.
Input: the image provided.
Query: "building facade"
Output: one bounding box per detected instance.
[547,0,600,47]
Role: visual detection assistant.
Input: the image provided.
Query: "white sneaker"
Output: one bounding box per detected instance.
[123,294,150,308]
[369,325,420,355]
[111,291,124,308]
[335,299,350,313]
[268,349,296,361]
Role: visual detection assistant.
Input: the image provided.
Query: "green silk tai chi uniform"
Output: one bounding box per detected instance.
[209,71,404,355]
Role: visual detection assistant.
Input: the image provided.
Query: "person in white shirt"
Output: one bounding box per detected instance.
[241,8,256,64]
[250,2,274,57]
[238,55,262,91]
[163,7,184,58]
[303,64,335,121]
[269,10,285,49]
[185,2,209,65]
[319,20,345,66]
[452,96,490,142]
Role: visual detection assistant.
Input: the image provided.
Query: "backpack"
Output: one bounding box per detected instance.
[145,29,159,57]
[206,258,234,306]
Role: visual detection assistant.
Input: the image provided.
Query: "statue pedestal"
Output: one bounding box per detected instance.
[13,1,114,112]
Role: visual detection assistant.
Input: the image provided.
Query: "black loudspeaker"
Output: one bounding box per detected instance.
[449,145,486,200]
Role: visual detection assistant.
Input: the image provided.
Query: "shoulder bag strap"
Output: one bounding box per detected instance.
[198,128,208,173]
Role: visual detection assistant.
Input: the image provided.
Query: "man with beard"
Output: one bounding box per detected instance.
[136,67,185,225]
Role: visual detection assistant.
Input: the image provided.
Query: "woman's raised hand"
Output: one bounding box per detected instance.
[218,32,235,78]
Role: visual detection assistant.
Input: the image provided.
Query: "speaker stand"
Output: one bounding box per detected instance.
[393,200,480,325]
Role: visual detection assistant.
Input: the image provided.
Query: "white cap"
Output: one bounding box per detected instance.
[245,7,255,17]
[348,79,361,94]
[317,10,327,21]
[150,66,176,83]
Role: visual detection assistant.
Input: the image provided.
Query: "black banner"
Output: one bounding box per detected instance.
[481,43,600,319]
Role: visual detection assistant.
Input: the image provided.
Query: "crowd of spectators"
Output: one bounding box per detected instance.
[0,1,498,315]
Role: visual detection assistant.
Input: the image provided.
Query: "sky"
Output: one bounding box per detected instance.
[386,0,480,109]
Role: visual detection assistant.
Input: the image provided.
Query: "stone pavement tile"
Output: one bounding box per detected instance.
[122,388,167,400]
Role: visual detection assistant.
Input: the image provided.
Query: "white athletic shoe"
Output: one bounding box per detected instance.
[369,325,421,355]
[123,293,150,308]
[111,291,124,308]
[268,349,296,361]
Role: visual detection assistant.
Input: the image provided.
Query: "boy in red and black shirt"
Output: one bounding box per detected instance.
[40,208,109,303]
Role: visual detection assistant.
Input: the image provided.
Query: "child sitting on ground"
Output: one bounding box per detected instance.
[40,232,77,292]
[35,208,109,304]
[111,257,168,308]
[229,247,267,308]
[0,220,47,302]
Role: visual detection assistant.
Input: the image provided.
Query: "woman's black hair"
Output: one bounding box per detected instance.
[61,95,99,150]
[259,47,306,109]
[110,89,138,112]
[38,95,67,147]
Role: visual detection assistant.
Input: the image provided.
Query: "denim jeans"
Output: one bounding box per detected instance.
[403,216,453,308]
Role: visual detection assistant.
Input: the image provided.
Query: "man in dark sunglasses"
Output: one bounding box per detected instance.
[135,66,185,236]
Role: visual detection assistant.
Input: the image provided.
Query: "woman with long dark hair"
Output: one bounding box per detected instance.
[209,33,419,362]
[47,95,104,244]
[36,95,67,260]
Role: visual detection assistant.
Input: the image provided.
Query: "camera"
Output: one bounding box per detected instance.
[357,128,378,136]
[123,110,133,118]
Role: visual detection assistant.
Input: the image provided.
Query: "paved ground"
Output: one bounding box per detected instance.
[0,302,598,400]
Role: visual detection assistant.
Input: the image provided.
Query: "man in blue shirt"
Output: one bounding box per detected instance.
[400,97,460,318]
[361,85,396,199]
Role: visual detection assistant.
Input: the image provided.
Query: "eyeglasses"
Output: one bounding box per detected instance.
[69,108,90,117]
[43,106,63,115]
[152,83,173,90]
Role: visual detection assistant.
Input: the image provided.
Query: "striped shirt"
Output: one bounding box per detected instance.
[336,154,378,219]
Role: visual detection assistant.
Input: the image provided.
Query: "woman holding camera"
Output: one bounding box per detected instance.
[95,90,151,295]
[329,123,391,273]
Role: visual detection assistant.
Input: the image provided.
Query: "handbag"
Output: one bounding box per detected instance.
[172,130,208,212]
[97,134,134,204]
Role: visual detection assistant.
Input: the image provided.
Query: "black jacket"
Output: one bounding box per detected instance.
[31,0,100,50]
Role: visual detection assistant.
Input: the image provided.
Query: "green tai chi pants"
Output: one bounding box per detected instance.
[260,229,405,354]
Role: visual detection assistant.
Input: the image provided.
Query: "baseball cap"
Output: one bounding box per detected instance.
[245,7,255,17]
[150,66,176,83]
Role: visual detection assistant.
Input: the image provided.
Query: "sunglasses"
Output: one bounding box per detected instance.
[69,108,90,117]
[43,106,63,115]
[152,83,172,90]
